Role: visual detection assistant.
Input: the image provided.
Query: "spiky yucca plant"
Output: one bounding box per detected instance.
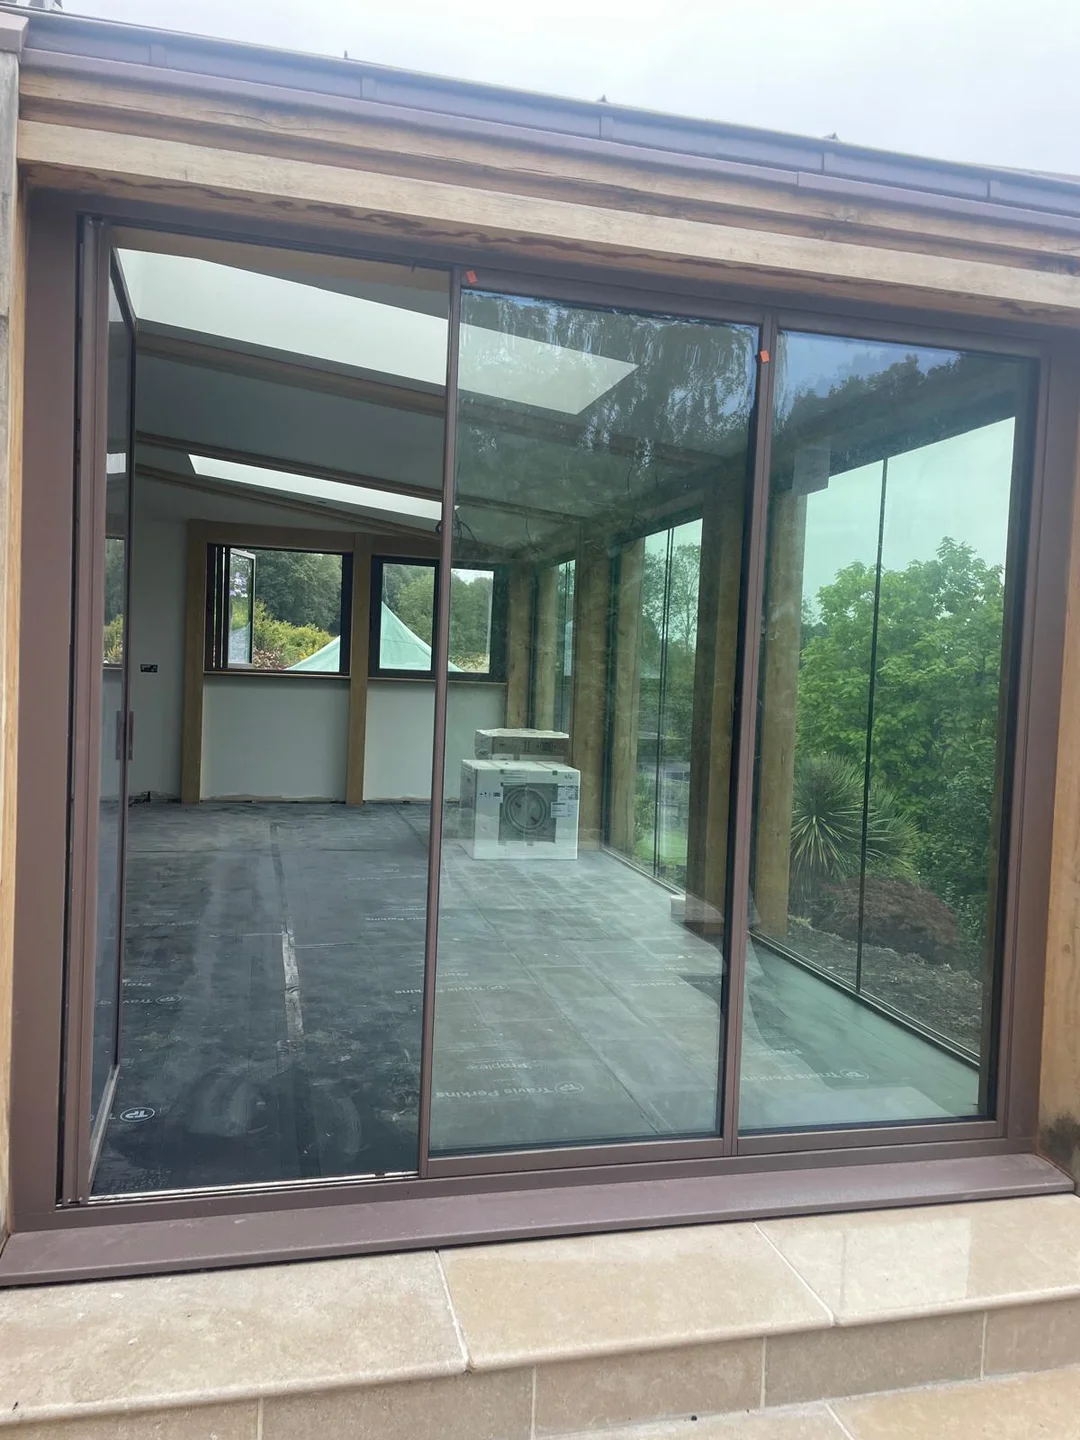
[789,752,916,909]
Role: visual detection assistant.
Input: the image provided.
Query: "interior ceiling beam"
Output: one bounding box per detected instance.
[502,452,750,563]
[136,330,728,472]
[137,432,589,528]
[138,329,446,418]
[137,464,435,540]
[772,368,1022,483]
[137,431,440,503]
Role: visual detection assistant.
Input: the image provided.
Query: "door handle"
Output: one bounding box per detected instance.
[115,710,123,762]
[127,710,135,762]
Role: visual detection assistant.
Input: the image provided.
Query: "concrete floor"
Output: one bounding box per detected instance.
[93,802,979,1196]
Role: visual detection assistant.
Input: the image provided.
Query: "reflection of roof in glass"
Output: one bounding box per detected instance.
[118,250,636,416]
[288,605,461,672]
[187,453,441,525]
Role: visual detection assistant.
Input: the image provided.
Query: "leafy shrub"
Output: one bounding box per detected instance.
[102,612,124,664]
[807,875,962,965]
[251,599,330,669]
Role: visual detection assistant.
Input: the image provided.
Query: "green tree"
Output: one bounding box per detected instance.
[104,538,125,625]
[796,538,1005,948]
[382,564,495,670]
[448,571,493,669]
[253,549,343,634]
[388,565,435,645]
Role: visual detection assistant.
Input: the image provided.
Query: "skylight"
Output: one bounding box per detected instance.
[118,250,636,416]
[186,454,442,525]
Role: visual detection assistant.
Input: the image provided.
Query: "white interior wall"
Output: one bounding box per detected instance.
[201,675,350,800]
[101,666,124,798]
[128,517,186,799]
[126,502,507,803]
[365,681,506,801]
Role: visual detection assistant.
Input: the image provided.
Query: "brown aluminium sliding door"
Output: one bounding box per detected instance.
[62,220,137,1201]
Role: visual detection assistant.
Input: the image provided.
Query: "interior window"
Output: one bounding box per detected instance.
[207,544,349,674]
[375,559,436,673]
[372,557,500,677]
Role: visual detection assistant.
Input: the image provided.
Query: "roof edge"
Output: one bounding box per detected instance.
[12,5,1080,231]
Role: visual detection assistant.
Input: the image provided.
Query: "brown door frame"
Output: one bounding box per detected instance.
[5,186,1075,1256]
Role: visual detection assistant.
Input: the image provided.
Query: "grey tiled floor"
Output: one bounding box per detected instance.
[93,803,979,1196]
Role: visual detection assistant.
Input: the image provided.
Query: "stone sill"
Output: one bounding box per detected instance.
[3,1191,1080,1436]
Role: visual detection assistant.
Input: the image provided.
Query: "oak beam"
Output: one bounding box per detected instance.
[752,491,807,935]
[570,542,611,848]
[19,121,1080,322]
[608,539,644,856]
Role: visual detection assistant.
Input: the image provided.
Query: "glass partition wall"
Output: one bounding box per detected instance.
[64,235,1039,1206]
[430,293,757,1154]
[427,294,1033,1161]
[741,331,1032,1134]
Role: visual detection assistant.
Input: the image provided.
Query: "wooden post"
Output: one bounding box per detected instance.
[532,563,559,730]
[753,490,807,936]
[504,564,533,728]
[179,520,209,805]
[1039,357,1080,1178]
[684,480,745,931]
[570,541,611,849]
[344,534,371,805]
[0,24,25,1231]
[608,539,644,855]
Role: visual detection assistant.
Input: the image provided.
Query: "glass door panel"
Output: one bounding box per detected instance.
[75,232,451,1197]
[430,290,757,1156]
[90,265,135,1139]
[615,518,705,888]
[739,330,1034,1133]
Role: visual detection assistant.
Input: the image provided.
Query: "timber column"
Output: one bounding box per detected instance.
[569,541,611,848]
[684,478,745,932]
[753,489,807,937]
[0,10,27,1238]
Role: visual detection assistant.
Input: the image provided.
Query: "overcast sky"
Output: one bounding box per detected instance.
[30,0,1080,177]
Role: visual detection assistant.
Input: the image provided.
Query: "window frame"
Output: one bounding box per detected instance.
[3,188,1072,1282]
[203,540,354,678]
[369,553,507,682]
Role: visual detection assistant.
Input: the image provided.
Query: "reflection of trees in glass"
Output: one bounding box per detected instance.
[455,293,756,556]
[796,539,1005,960]
[630,526,702,885]
[550,559,575,731]
[773,350,1019,481]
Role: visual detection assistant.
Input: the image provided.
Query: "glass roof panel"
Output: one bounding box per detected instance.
[187,453,441,525]
[118,250,636,416]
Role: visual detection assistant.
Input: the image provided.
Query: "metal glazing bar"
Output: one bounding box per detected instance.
[416,267,462,1176]
[719,316,778,1150]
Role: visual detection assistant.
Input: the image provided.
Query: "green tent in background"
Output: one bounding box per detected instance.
[288,603,462,672]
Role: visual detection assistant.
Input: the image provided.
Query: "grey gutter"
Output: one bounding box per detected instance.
[13,6,1080,239]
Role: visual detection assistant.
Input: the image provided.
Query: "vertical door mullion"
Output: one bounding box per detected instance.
[89,250,138,1184]
[61,217,111,1205]
[719,316,779,1153]
[416,265,462,1176]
